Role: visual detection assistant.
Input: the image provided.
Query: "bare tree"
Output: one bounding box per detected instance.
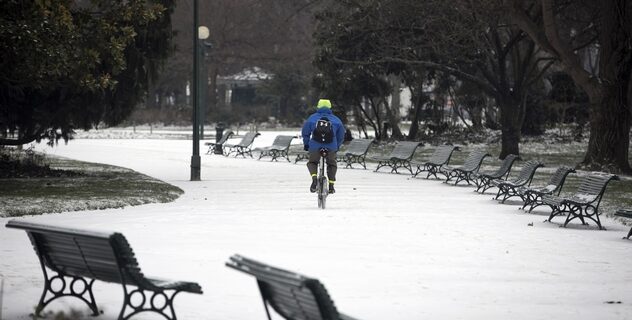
[316,0,554,157]
[505,0,632,173]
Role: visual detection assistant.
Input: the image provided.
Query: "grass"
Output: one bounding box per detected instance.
[0,152,183,217]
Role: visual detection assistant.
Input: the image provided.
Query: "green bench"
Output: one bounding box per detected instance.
[519,166,576,212]
[411,145,460,179]
[543,173,619,229]
[492,160,544,203]
[226,254,360,320]
[6,220,202,320]
[473,154,520,193]
[441,150,490,186]
[225,132,261,157]
[255,135,296,162]
[338,138,374,169]
[204,130,234,154]
[371,141,422,174]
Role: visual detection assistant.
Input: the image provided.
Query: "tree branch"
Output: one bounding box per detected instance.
[332,56,498,96]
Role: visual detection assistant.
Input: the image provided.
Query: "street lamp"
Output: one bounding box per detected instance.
[190,0,206,181]
[198,26,211,141]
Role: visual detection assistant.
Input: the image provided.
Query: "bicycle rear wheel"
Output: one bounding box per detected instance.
[318,176,328,209]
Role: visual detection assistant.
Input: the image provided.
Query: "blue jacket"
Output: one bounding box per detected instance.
[301,108,345,152]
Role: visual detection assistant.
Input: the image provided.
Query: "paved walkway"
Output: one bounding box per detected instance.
[1,138,631,320]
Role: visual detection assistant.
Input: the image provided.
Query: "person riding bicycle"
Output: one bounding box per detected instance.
[301,99,346,194]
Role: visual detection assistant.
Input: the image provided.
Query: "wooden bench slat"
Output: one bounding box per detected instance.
[6,220,202,319]
[227,254,357,320]
[336,138,374,169]
[263,286,322,318]
[544,173,619,229]
[442,150,490,185]
[492,160,544,203]
[372,141,421,174]
[411,145,460,179]
[256,135,296,162]
[615,210,632,218]
[519,166,576,212]
[473,154,520,193]
[225,132,261,157]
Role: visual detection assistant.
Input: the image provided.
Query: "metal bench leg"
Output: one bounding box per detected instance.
[453,170,468,185]
[493,188,502,200]
[481,183,492,194]
[360,156,367,169]
[500,187,516,204]
[547,204,564,222]
[444,170,455,183]
[35,266,99,317]
[404,162,413,175]
[584,205,604,230]
[119,285,182,320]
[375,161,389,172]
[563,205,583,227]
[474,177,485,192]
[520,192,533,210]
[427,165,440,179]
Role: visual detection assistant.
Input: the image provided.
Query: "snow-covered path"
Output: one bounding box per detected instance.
[1,137,631,320]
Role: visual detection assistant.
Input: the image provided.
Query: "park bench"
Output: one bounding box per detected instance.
[5,220,203,320]
[370,141,422,174]
[411,145,460,179]
[337,138,374,169]
[614,209,632,239]
[255,135,296,162]
[543,173,619,229]
[293,149,310,163]
[204,130,234,154]
[226,254,360,320]
[492,160,544,203]
[225,132,261,157]
[519,166,576,212]
[472,154,520,193]
[441,150,490,185]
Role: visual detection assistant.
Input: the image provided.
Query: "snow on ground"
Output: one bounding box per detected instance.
[1,133,632,320]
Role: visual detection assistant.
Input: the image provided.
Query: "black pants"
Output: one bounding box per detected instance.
[307,150,337,181]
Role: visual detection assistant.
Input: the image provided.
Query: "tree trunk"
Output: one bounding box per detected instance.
[583,86,632,173]
[408,101,423,140]
[581,0,632,174]
[497,96,523,159]
[384,101,404,140]
[407,84,425,139]
[469,101,484,131]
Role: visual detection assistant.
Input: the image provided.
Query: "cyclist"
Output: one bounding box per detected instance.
[301,99,346,194]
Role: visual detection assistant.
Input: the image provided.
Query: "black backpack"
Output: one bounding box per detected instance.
[312,117,334,143]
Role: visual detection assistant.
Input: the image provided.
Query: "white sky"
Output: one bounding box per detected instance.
[1,133,631,320]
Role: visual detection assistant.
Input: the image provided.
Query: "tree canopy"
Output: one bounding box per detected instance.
[0,0,175,145]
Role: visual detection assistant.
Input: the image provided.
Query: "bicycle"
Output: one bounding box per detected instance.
[317,148,329,209]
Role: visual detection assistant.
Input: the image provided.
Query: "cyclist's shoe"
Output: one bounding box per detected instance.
[328,183,335,194]
[310,178,317,193]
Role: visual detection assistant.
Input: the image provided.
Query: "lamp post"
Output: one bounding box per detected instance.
[199,28,211,141]
[198,26,209,142]
[190,0,205,181]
